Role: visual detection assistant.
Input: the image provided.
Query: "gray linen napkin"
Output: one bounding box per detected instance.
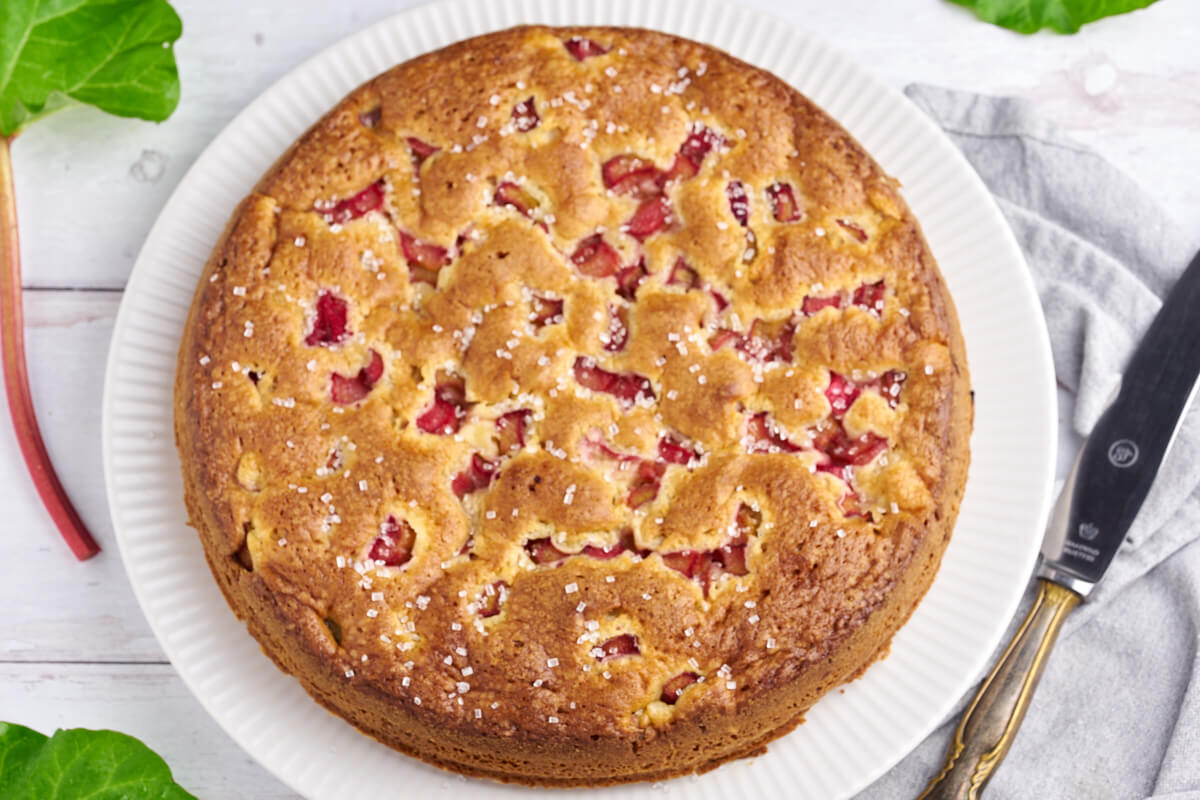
[854,85,1200,800]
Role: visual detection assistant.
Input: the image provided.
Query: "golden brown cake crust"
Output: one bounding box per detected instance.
[174,25,971,786]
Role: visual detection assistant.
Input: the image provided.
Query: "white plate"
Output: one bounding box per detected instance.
[102,1,1057,797]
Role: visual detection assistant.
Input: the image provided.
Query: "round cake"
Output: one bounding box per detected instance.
[175,25,971,786]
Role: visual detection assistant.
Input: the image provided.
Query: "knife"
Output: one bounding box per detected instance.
[918,245,1200,800]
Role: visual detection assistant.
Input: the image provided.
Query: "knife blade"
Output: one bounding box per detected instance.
[919,245,1200,800]
[1040,245,1200,595]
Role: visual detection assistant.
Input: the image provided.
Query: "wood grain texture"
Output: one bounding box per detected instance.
[1,662,296,799]
[1,1,1196,797]
[1,291,166,663]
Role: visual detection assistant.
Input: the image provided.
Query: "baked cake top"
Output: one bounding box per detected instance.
[177,25,967,745]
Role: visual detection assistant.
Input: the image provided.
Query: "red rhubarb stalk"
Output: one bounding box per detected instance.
[0,137,99,559]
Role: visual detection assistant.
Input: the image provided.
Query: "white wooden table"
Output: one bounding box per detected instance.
[4,1,1198,796]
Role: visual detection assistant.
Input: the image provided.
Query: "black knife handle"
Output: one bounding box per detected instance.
[917,580,1080,800]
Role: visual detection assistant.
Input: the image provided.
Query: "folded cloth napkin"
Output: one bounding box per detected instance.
[855,85,1200,800]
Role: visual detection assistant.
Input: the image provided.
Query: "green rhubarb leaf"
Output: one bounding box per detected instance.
[0,0,183,138]
[949,0,1160,34]
[0,722,196,799]
[0,722,49,797]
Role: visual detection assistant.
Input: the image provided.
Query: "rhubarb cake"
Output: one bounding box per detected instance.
[175,25,971,785]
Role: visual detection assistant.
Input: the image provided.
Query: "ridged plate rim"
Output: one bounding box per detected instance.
[102,1,1057,797]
